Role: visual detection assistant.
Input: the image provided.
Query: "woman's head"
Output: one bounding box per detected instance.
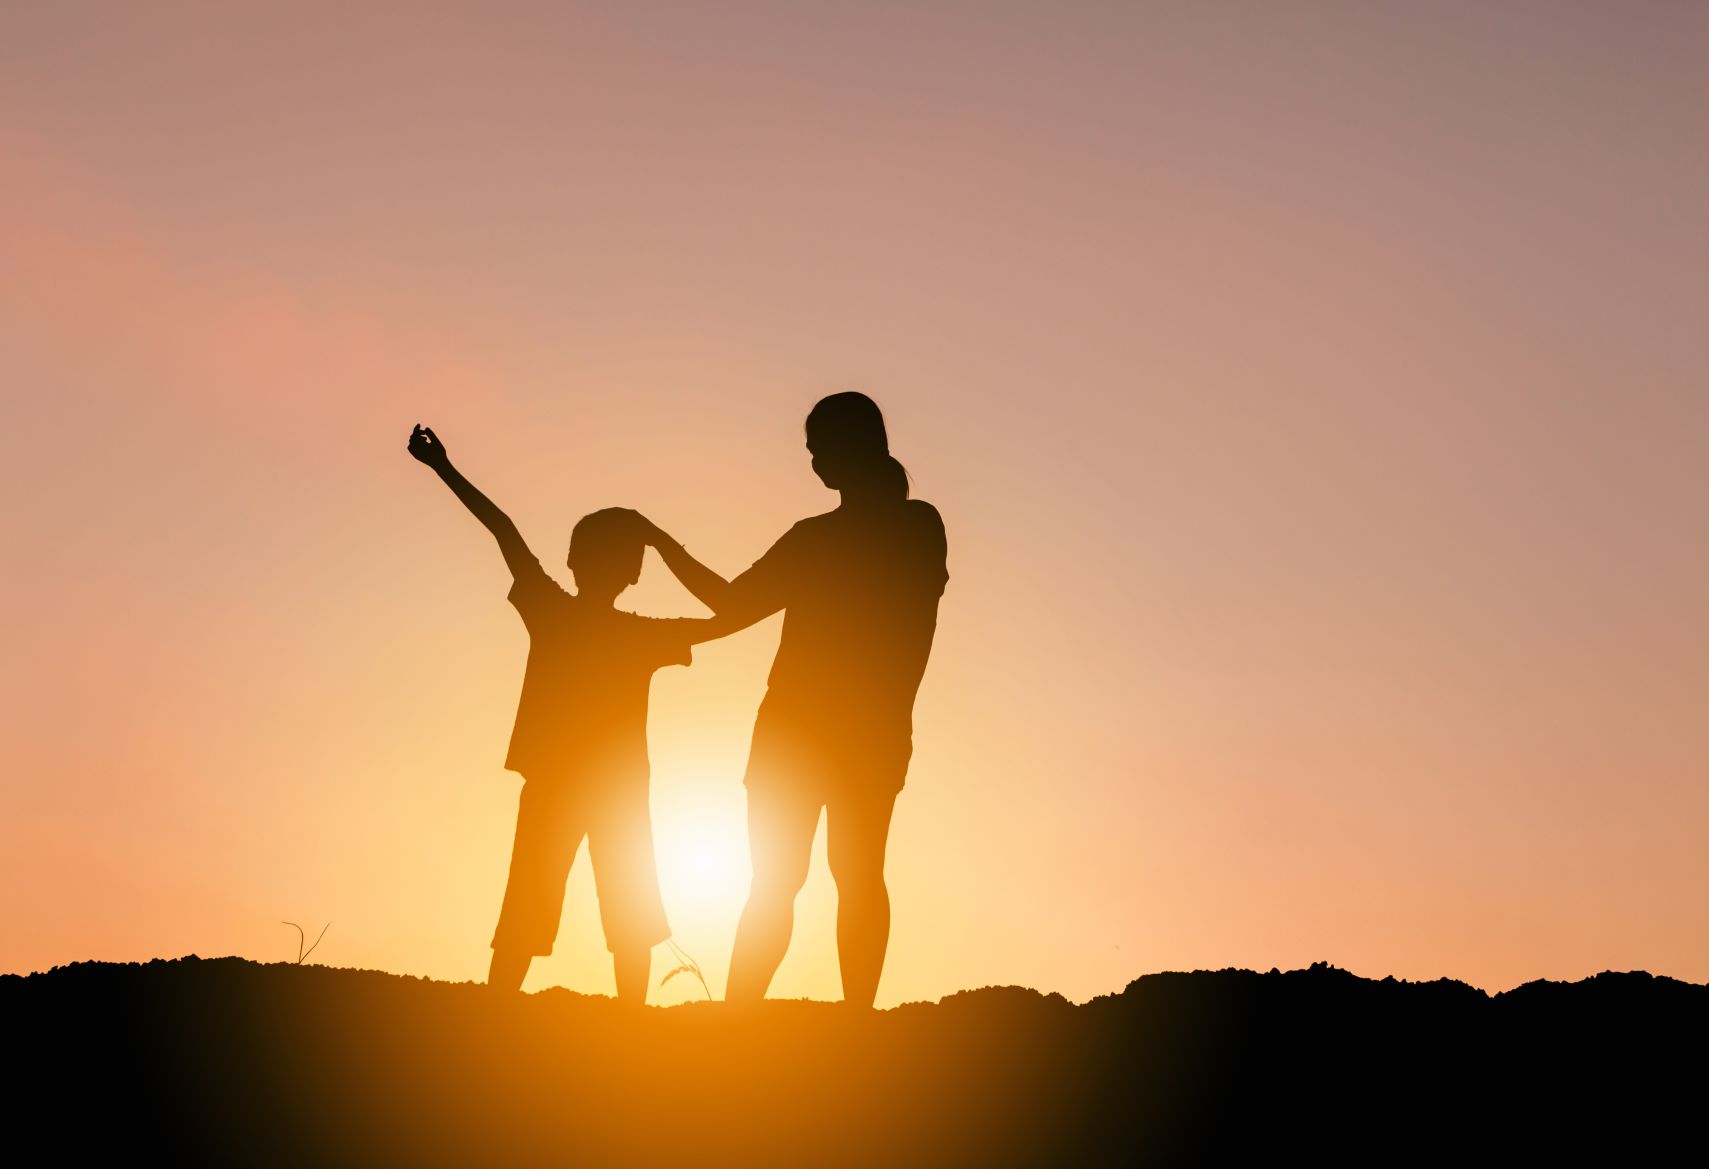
[805,391,909,501]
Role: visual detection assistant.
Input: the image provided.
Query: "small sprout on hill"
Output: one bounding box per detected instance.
[659,938,710,1001]
[281,921,331,965]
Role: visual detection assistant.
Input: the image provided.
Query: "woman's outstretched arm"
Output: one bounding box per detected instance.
[640,517,792,634]
[645,527,733,613]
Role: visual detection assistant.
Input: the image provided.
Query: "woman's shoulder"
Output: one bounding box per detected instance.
[903,497,943,524]
[774,509,840,548]
[902,498,946,542]
[792,507,842,530]
[809,500,944,540]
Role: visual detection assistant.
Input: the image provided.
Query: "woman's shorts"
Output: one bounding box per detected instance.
[490,775,671,957]
[743,702,914,800]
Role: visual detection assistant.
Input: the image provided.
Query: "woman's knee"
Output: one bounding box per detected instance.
[827,792,896,894]
[747,864,810,910]
[745,786,820,904]
[827,847,888,899]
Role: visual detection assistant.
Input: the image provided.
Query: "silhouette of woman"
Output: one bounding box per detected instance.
[646,392,948,1008]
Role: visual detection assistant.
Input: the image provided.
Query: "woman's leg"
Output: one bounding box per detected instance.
[826,787,900,1009]
[727,783,821,1003]
[487,948,532,993]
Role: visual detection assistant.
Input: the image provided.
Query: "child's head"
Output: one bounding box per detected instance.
[567,508,646,601]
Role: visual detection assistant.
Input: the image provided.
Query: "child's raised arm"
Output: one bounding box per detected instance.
[407,424,537,579]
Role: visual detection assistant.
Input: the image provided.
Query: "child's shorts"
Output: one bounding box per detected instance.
[489,775,671,957]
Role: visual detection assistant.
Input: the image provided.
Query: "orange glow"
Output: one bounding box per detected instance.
[3,3,1707,1007]
[654,809,750,917]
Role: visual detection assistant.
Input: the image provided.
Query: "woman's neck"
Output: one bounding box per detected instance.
[837,487,892,511]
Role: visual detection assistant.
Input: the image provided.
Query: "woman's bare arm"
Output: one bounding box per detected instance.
[647,529,734,613]
[639,517,787,634]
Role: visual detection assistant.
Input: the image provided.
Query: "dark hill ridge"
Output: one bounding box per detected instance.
[6,956,1704,1166]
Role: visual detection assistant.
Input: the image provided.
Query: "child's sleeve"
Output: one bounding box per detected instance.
[636,616,698,669]
[506,555,558,628]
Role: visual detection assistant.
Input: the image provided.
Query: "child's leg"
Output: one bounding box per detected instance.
[587,782,672,1006]
[611,946,651,1006]
[489,778,583,991]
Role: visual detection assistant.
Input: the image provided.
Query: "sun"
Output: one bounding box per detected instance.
[651,810,751,917]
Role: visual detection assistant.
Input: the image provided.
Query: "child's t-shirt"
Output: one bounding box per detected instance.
[503,558,697,786]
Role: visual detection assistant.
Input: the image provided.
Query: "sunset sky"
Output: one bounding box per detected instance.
[3,2,1705,1007]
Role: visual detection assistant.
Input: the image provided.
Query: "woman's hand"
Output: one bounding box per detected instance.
[629,511,676,550]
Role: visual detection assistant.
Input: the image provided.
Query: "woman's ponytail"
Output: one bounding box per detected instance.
[807,390,910,502]
[876,453,910,501]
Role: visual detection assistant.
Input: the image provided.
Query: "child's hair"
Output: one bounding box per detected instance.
[568,507,646,581]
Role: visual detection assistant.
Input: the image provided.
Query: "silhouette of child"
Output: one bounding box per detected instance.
[407,424,727,1002]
